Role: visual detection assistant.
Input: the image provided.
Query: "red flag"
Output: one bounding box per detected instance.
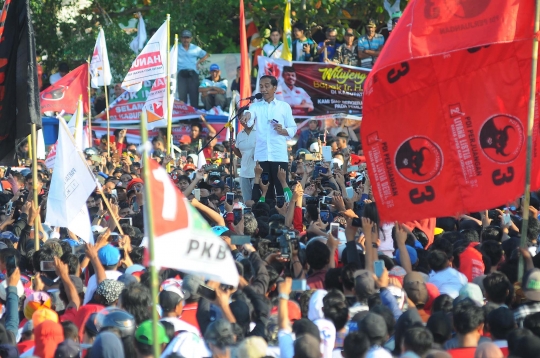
[40,63,89,115]
[361,0,538,223]
[239,0,251,102]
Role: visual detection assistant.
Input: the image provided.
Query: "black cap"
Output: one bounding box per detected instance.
[159,290,182,312]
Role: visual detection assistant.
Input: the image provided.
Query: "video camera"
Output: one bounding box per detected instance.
[268,225,298,260]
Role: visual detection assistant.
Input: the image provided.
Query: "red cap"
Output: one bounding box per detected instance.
[183,163,197,171]
[127,178,144,191]
[179,135,191,144]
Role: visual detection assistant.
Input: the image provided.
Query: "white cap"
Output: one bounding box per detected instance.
[309,142,320,153]
[331,157,343,168]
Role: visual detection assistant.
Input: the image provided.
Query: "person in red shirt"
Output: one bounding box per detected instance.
[446,299,485,358]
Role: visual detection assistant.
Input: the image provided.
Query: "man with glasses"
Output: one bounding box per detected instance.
[177,30,209,108]
[199,64,228,110]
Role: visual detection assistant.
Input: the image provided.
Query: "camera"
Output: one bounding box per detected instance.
[269,225,298,259]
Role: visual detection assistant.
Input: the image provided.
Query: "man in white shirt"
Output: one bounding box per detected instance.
[83,244,123,304]
[49,62,69,85]
[240,75,297,202]
[276,66,314,116]
[234,122,256,201]
[428,250,467,298]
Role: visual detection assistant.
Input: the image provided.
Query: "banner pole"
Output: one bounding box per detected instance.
[87,56,92,148]
[140,111,161,358]
[519,0,540,282]
[31,124,39,251]
[74,95,83,141]
[100,29,111,156]
[166,14,171,157]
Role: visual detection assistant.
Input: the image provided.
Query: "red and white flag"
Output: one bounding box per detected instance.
[145,159,239,286]
[144,42,178,129]
[40,64,89,115]
[122,21,167,93]
[90,28,112,88]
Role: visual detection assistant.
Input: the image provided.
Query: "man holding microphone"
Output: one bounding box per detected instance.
[239,75,297,203]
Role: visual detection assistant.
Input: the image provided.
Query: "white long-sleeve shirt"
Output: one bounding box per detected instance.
[245,98,297,163]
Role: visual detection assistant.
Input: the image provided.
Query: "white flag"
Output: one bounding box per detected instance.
[144,43,179,130]
[197,149,206,169]
[147,159,239,286]
[90,28,112,88]
[122,21,167,92]
[37,129,46,160]
[129,13,147,54]
[45,117,96,242]
[225,91,238,141]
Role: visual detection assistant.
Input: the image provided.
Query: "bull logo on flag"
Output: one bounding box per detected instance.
[395,136,443,184]
[41,85,66,101]
[479,114,524,164]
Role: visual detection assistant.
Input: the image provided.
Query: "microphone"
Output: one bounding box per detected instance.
[240,93,263,101]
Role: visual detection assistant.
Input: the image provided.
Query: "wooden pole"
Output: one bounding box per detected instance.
[518,0,540,281]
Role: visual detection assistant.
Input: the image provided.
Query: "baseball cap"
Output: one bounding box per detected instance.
[403,272,428,306]
[212,226,229,236]
[135,320,170,345]
[395,245,418,266]
[126,178,144,191]
[366,20,377,28]
[204,319,235,349]
[98,245,121,266]
[354,270,377,297]
[309,142,319,153]
[125,264,146,276]
[456,283,484,306]
[209,64,220,71]
[91,225,107,234]
[54,339,81,358]
[524,268,540,301]
[179,135,191,144]
[181,30,192,38]
[182,274,204,300]
[183,163,196,172]
[236,336,268,358]
[210,180,225,188]
[345,28,355,36]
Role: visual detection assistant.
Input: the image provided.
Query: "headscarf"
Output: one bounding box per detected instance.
[307,290,327,321]
[74,304,104,342]
[24,291,52,320]
[89,331,125,358]
[475,342,504,358]
[34,320,64,358]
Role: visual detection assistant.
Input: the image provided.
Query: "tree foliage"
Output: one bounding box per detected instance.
[29,0,394,80]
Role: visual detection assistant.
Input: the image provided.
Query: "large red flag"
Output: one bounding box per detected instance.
[239,0,251,102]
[361,0,539,222]
[40,63,89,115]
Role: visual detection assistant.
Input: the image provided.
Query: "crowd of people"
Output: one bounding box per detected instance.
[7,14,540,358]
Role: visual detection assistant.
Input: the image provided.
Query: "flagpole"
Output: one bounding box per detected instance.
[100,28,111,156]
[74,95,83,141]
[31,124,39,251]
[87,56,92,148]
[519,0,540,282]
[166,14,171,156]
[140,111,161,358]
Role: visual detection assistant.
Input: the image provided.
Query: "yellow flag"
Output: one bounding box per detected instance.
[281,0,292,61]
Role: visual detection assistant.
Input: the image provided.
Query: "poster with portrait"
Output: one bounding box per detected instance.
[256,56,370,118]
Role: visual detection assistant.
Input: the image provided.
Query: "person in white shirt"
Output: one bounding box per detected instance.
[49,62,69,85]
[234,123,257,201]
[275,66,314,116]
[240,75,297,202]
[83,244,123,304]
[263,29,283,59]
[428,250,467,298]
